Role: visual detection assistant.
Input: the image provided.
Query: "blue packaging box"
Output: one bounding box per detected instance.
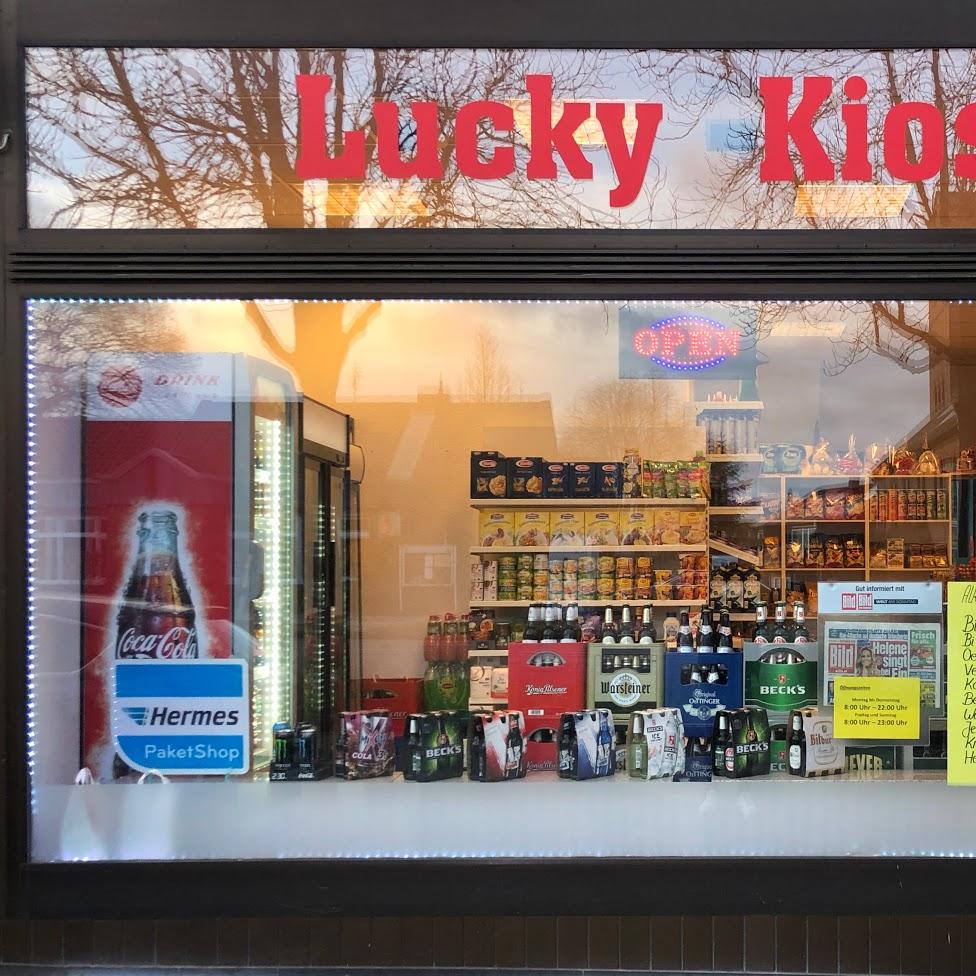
[663,652,744,736]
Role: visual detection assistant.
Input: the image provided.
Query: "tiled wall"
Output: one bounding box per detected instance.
[0,916,970,973]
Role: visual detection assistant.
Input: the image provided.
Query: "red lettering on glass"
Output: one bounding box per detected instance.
[758,75,835,181]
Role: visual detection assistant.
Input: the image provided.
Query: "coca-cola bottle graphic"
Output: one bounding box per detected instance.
[115,510,199,660]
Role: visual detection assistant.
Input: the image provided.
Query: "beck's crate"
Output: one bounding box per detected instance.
[663,652,744,736]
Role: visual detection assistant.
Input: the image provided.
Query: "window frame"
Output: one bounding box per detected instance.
[5,0,976,918]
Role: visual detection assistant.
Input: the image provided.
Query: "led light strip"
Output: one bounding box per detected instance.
[28,298,939,306]
[25,301,39,813]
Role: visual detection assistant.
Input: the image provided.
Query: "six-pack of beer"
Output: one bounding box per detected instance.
[469,710,527,781]
[403,711,465,782]
[626,707,685,780]
[711,706,771,779]
[557,708,616,780]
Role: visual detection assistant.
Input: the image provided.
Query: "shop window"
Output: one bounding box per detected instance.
[25,298,974,861]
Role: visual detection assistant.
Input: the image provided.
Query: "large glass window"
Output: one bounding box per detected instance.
[26,298,972,861]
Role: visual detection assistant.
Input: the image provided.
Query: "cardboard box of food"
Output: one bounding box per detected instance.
[507,457,544,498]
[596,462,624,498]
[550,509,585,547]
[654,508,681,546]
[543,461,571,498]
[620,509,653,546]
[679,510,707,545]
[478,511,514,547]
[513,510,551,547]
[571,462,598,498]
[470,451,508,499]
[584,510,620,546]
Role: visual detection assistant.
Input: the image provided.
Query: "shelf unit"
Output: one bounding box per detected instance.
[725,472,954,606]
[471,494,710,618]
[704,468,953,642]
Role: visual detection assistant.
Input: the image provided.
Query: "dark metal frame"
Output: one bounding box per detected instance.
[4,0,976,919]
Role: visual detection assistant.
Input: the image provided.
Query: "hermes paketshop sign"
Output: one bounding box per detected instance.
[296,73,976,209]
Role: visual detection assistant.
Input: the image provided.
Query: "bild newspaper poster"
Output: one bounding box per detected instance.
[820,583,941,710]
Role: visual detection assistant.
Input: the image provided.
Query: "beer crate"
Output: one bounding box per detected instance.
[586,643,665,729]
[508,642,587,715]
[742,641,818,728]
[523,712,559,772]
[361,678,423,738]
[663,652,744,736]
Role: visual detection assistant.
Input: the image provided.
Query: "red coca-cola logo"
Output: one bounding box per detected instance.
[97,366,143,407]
[117,626,198,659]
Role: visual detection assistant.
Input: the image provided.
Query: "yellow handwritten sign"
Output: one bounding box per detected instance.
[834,677,920,739]
[948,582,976,785]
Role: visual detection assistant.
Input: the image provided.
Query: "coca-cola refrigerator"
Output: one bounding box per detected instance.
[81,353,361,780]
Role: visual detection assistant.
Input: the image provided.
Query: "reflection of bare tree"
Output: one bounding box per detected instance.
[461,327,513,402]
[27,48,630,401]
[30,303,183,416]
[27,47,626,230]
[630,49,976,374]
[244,300,380,405]
[560,379,688,460]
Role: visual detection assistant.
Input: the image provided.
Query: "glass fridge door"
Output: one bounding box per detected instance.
[329,465,349,715]
[249,375,297,770]
[299,460,356,745]
[347,480,364,711]
[301,460,330,738]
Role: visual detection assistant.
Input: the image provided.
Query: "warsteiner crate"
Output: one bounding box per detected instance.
[586,642,665,724]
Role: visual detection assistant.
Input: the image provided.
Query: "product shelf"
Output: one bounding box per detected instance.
[869,520,950,525]
[694,401,765,411]
[470,544,707,555]
[470,497,706,509]
[783,567,866,573]
[709,537,762,565]
[785,519,864,524]
[30,771,960,861]
[470,599,706,609]
[709,506,765,516]
[701,453,764,463]
[868,567,943,573]
[760,473,866,480]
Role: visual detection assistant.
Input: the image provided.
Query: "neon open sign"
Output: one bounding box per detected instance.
[631,315,740,373]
